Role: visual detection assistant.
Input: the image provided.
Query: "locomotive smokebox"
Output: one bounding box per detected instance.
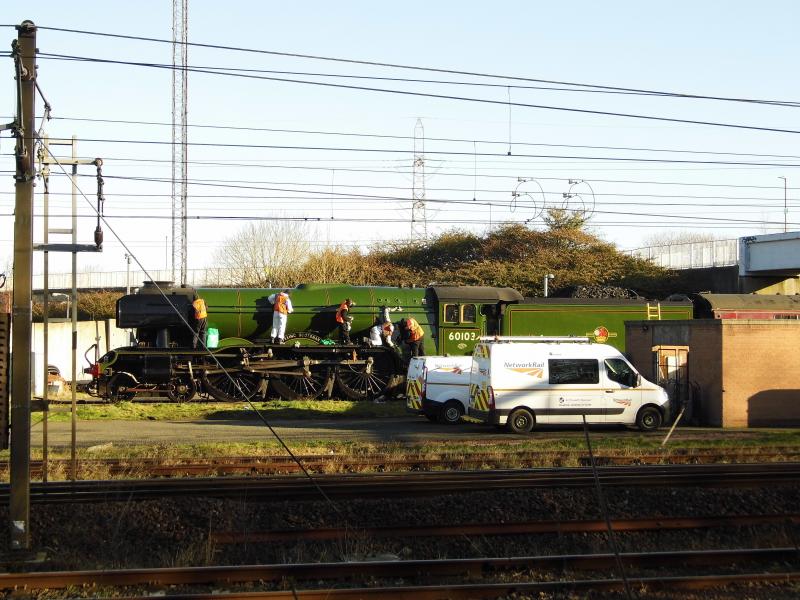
[117,282,197,347]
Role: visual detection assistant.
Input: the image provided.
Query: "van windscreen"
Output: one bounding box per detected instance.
[548,359,599,384]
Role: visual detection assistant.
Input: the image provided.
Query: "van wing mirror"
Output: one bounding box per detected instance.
[635,373,641,388]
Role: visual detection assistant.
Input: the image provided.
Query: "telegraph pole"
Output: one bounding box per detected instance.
[10,20,37,552]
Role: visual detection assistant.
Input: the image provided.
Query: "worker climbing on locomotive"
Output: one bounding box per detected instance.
[379,305,396,348]
[268,289,293,343]
[335,298,354,344]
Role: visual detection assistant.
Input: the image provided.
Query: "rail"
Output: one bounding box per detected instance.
[2,463,798,503]
[0,548,796,592]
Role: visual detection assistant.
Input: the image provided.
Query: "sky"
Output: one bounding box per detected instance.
[2,1,800,282]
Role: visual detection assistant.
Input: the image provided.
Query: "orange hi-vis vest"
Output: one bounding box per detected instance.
[335,301,349,323]
[407,317,424,342]
[192,298,207,319]
[274,293,289,314]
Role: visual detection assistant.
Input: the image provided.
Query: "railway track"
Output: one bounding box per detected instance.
[9,448,800,479]
[4,463,800,503]
[1,548,797,593]
[210,512,800,544]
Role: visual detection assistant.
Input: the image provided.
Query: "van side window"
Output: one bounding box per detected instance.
[461,303,476,323]
[605,358,636,387]
[548,359,599,384]
[444,304,459,323]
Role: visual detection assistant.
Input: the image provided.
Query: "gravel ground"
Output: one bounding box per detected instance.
[1,482,799,599]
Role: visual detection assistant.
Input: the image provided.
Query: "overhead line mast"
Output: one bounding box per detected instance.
[411,118,427,241]
[172,0,188,285]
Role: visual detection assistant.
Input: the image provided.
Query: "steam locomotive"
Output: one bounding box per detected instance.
[84,281,695,402]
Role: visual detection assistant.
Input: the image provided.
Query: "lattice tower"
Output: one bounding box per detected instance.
[411,118,427,241]
[171,0,189,284]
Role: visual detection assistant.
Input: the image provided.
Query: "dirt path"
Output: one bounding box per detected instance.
[29,417,763,447]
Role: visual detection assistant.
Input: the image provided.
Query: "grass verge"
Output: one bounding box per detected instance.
[37,399,408,422]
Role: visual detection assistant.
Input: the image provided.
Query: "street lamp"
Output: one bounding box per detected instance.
[778,176,787,233]
[543,273,554,297]
[124,253,131,295]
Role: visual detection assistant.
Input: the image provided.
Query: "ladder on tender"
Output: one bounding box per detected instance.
[646,302,662,320]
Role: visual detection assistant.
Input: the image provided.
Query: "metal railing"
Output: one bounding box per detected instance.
[626,239,739,270]
[32,268,239,290]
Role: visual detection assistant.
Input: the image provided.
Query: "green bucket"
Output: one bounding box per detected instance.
[206,327,219,349]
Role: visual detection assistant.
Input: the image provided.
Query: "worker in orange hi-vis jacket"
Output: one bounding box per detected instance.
[192,297,208,349]
[399,317,425,357]
[335,298,355,344]
[267,290,293,343]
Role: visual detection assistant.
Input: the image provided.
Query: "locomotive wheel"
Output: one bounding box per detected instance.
[335,350,397,401]
[202,370,264,402]
[270,368,331,400]
[166,377,198,402]
[108,373,136,402]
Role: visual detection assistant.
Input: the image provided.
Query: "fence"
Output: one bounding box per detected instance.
[32,268,238,291]
[626,239,739,270]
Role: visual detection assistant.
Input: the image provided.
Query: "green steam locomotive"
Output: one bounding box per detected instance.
[84,281,692,402]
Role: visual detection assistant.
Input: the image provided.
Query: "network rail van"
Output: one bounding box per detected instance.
[468,337,669,433]
[406,355,473,424]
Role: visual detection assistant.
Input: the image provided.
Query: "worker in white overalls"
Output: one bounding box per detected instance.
[268,290,293,343]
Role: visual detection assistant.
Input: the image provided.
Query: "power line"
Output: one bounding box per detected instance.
[41,115,800,161]
[6,211,796,227]
[34,52,800,135]
[34,26,800,108]
[41,136,800,167]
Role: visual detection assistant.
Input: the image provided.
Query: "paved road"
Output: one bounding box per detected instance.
[29,416,761,448]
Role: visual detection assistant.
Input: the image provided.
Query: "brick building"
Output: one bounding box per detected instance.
[625,320,800,428]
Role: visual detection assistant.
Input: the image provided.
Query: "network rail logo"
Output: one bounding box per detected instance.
[504,361,545,378]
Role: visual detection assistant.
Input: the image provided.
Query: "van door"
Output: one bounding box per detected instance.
[602,358,641,423]
[545,358,603,424]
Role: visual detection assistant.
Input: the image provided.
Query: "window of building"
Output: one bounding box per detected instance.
[548,359,599,384]
[461,303,476,323]
[444,304,459,323]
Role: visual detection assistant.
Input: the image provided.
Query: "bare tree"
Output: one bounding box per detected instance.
[212,220,313,287]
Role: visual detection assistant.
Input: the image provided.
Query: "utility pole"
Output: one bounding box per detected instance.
[172,0,189,285]
[10,19,36,552]
[411,118,427,241]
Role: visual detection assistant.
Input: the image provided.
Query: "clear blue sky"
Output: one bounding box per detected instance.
[2,1,799,278]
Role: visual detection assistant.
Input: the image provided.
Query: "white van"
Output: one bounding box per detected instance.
[406,355,473,424]
[468,337,669,433]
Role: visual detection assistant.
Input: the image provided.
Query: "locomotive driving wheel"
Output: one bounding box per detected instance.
[166,377,198,402]
[202,370,265,402]
[270,367,331,400]
[335,349,397,401]
[107,373,137,402]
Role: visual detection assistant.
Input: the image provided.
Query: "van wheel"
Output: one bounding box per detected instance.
[507,408,535,434]
[637,406,662,431]
[438,400,464,425]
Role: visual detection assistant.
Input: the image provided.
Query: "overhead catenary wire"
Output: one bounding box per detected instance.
[31,26,800,108]
[35,115,800,161]
[9,210,798,227]
[30,135,800,168]
[30,52,800,135]
[29,55,800,107]
[2,150,796,190]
